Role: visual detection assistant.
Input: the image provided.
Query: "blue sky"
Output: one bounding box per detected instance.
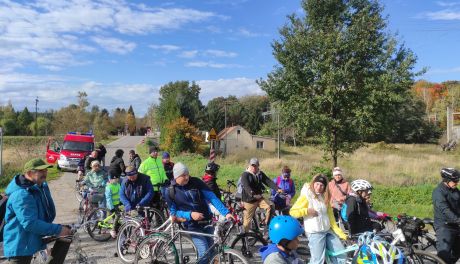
[0,0,459,115]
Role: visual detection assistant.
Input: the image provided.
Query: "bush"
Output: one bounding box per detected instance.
[309,166,332,180]
[161,117,203,155]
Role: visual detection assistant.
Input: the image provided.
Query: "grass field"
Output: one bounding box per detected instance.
[137,141,456,218]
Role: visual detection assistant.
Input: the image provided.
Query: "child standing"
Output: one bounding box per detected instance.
[105,173,122,238]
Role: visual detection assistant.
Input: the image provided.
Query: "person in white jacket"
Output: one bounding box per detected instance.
[290,174,347,264]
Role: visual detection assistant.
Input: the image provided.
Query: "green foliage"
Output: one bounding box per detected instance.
[29,117,52,136]
[17,107,34,135]
[259,0,420,166]
[309,166,333,180]
[1,118,17,135]
[93,112,113,140]
[239,96,270,134]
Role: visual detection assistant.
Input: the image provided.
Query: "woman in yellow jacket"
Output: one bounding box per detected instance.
[290,174,347,264]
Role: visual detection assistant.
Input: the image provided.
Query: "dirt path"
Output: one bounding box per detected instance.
[49,136,145,263]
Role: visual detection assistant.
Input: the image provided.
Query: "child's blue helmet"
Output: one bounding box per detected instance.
[268,215,304,244]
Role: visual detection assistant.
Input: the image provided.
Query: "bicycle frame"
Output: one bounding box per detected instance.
[325,243,359,264]
[163,219,236,264]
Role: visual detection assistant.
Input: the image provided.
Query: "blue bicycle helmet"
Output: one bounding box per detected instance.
[268,216,304,244]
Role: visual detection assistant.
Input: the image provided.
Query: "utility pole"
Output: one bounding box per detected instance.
[35,97,39,137]
[262,105,281,159]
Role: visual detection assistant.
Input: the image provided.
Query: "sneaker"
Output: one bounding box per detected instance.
[110,230,117,238]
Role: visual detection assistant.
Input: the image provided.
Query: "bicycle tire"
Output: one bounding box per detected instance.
[407,250,446,264]
[230,232,267,263]
[147,207,166,229]
[86,208,113,242]
[117,220,144,264]
[209,248,249,264]
[134,234,179,264]
[77,200,86,225]
[75,183,83,202]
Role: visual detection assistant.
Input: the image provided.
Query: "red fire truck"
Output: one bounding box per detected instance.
[46,132,95,171]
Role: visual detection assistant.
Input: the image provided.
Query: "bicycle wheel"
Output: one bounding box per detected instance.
[75,183,83,202]
[134,234,178,264]
[148,208,166,229]
[86,208,113,242]
[117,220,144,264]
[230,232,267,263]
[174,234,198,264]
[209,248,249,264]
[77,200,86,225]
[407,250,446,264]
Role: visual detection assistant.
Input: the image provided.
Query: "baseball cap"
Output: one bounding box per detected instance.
[24,158,53,173]
[125,166,138,176]
[249,157,259,166]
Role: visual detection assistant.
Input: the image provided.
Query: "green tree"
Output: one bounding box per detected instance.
[260,0,419,166]
[17,107,34,135]
[93,111,113,139]
[112,108,127,133]
[1,119,17,135]
[157,81,204,142]
[29,117,52,136]
[239,95,269,134]
[161,117,203,154]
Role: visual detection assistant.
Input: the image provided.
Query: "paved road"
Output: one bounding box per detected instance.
[50,136,145,263]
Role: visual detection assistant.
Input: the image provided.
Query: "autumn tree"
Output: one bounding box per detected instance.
[125,105,136,135]
[160,117,203,154]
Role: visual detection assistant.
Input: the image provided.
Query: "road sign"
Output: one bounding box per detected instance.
[209,128,217,140]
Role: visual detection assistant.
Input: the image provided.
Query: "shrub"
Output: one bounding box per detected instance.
[161,117,203,155]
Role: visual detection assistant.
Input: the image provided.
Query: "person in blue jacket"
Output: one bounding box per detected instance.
[260,215,305,264]
[119,166,154,215]
[165,162,233,264]
[3,158,72,264]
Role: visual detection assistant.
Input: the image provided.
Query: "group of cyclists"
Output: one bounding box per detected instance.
[2,144,460,264]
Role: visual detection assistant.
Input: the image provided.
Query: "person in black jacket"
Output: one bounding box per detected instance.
[96,143,107,167]
[109,149,126,177]
[84,151,98,173]
[201,162,221,200]
[162,152,174,181]
[241,158,281,233]
[343,179,374,235]
[433,168,460,264]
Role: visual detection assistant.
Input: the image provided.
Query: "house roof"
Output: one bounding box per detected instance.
[217,125,240,139]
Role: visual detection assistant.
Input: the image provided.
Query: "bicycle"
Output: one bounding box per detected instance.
[134,218,249,264]
[85,206,125,242]
[77,186,104,225]
[116,205,167,263]
[27,224,95,264]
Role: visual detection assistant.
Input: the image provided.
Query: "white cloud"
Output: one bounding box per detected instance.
[149,44,181,53]
[237,27,269,37]
[436,1,460,7]
[91,36,136,54]
[185,61,243,68]
[179,50,199,58]
[419,9,460,20]
[0,0,220,70]
[204,49,237,58]
[429,66,460,74]
[0,74,265,114]
[196,77,265,103]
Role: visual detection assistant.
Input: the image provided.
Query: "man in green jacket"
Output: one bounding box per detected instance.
[138,145,168,193]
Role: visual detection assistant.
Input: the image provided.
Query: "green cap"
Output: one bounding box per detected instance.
[24,158,53,172]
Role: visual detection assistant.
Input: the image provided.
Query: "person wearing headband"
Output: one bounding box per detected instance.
[290,174,347,264]
[327,167,351,221]
[271,166,296,213]
[119,166,154,215]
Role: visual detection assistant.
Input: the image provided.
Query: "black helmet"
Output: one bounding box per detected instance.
[205,162,220,173]
[441,168,460,182]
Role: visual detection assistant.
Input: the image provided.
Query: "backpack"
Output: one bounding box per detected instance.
[0,194,8,242]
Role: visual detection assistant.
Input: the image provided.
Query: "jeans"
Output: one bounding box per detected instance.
[189,225,215,264]
[436,226,460,264]
[307,230,346,264]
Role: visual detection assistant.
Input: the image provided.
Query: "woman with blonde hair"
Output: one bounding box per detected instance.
[290,174,347,264]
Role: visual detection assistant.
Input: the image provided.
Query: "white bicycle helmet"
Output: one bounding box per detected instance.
[351,179,373,193]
